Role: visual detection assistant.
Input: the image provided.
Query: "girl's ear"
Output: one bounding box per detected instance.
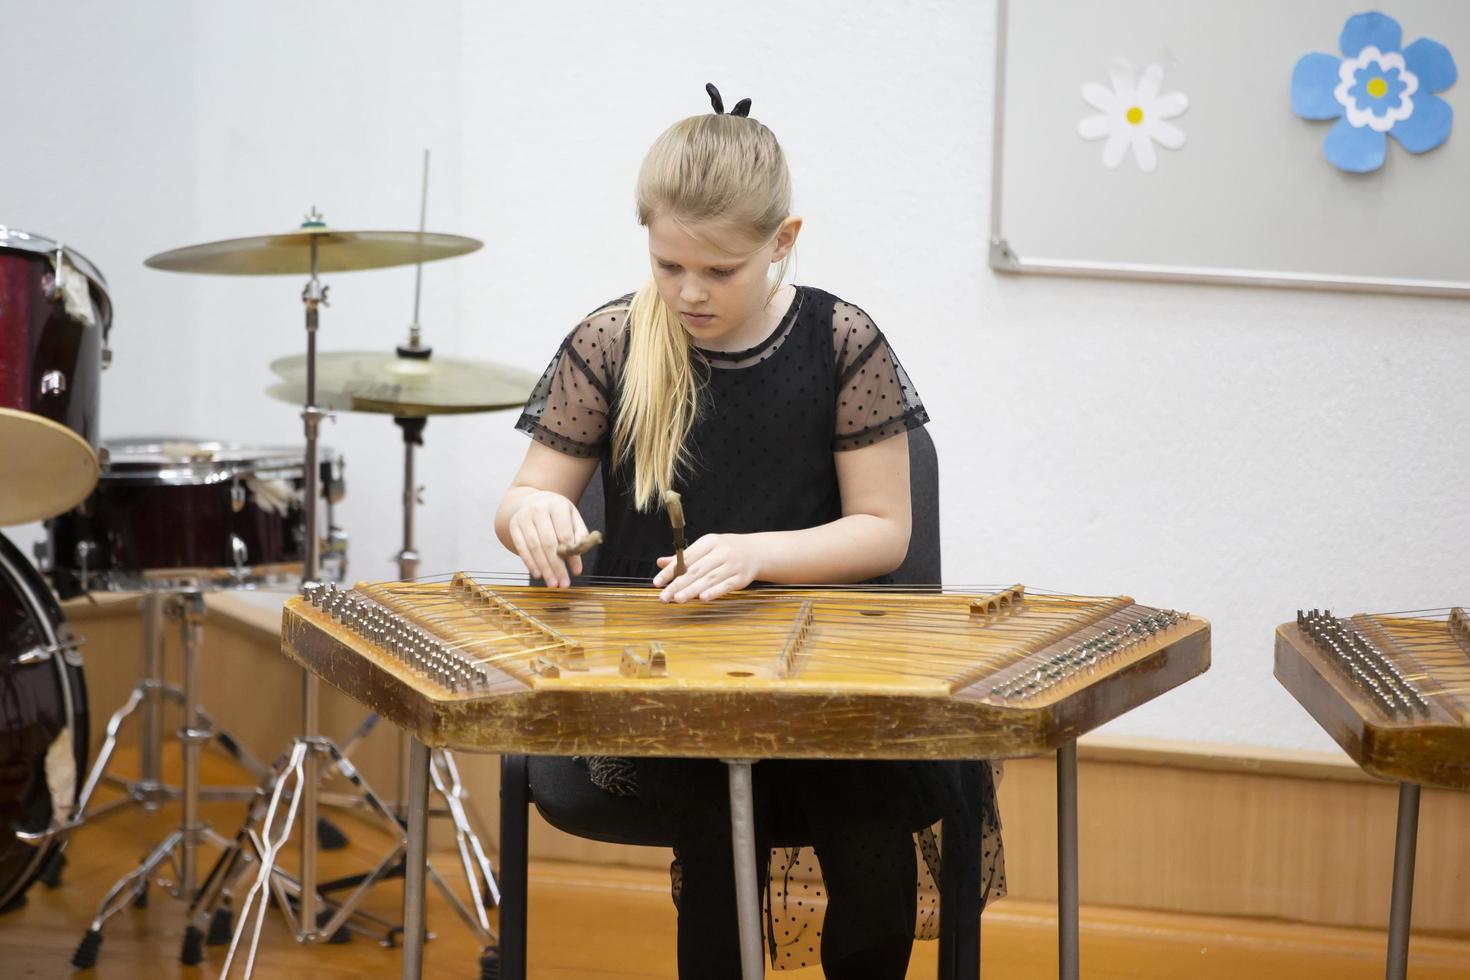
[771,215,803,262]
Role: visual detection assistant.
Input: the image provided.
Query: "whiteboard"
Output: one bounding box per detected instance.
[990,0,1470,296]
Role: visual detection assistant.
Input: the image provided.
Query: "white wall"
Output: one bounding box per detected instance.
[4,1,1467,753]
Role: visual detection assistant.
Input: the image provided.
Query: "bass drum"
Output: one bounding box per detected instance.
[0,531,88,912]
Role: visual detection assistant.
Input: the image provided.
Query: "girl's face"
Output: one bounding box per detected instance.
[646,213,800,349]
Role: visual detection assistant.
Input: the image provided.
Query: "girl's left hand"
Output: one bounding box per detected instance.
[653,533,763,603]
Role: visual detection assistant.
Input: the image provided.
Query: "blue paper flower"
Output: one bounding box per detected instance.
[1291,12,1457,173]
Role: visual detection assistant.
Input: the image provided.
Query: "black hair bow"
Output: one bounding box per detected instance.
[705,82,751,117]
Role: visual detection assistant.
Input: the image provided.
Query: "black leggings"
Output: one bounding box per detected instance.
[639,759,925,979]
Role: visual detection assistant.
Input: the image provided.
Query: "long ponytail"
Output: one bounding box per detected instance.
[612,280,703,511]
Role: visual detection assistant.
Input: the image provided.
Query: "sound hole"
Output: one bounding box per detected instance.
[727,670,754,677]
[860,610,886,617]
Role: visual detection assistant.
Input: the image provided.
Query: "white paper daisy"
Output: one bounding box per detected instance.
[1078,63,1189,172]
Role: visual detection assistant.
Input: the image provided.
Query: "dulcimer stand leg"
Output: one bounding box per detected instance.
[725,759,765,980]
[403,738,432,980]
[1385,782,1420,980]
[1057,740,1079,980]
[399,739,494,979]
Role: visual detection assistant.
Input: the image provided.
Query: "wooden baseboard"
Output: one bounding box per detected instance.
[63,593,1470,935]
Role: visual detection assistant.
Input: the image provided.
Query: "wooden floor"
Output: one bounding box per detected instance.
[2,754,1468,979]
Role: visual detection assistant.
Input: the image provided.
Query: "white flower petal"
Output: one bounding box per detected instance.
[1136,64,1164,103]
[1149,119,1186,149]
[1102,130,1130,168]
[1150,92,1189,119]
[1078,113,1113,140]
[1131,129,1158,171]
[1108,64,1136,103]
[1082,82,1118,112]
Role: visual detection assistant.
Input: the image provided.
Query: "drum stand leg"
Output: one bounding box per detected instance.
[70,590,220,969]
[180,787,267,963]
[139,592,165,797]
[40,593,262,850]
[58,595,169,830]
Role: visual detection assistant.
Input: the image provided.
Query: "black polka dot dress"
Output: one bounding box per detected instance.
[517,285,929,567]
[516,286,1005,975]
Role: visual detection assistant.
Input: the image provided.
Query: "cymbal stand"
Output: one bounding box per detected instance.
[322,151,501,970]
[204,221,410,976]
[392,409,500,937]
[391,154,502,958]
[307,411,502,978]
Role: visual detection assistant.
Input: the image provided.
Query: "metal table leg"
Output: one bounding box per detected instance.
[1057,741,1079,980]
[402,739,431,980]
[724,759,763,980]
[1385,782,1420,980]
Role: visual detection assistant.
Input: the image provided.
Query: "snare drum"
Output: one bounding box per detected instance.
[0,228,113,526]
[44,440,346,596]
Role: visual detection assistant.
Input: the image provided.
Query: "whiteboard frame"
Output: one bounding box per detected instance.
[987,0,1470,299]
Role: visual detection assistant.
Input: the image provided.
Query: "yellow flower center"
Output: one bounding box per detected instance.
[1126,106,1144,125]
[1367,77,1388,98]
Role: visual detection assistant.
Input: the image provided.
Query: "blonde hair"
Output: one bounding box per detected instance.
[613,112,793,511]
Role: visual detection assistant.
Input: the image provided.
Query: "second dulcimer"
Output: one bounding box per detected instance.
[281,575,1211,759]
[1276,606,1470,789]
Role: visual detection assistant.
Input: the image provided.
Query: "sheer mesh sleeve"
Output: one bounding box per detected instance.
[831,301,929,451]
[515,300,629,458]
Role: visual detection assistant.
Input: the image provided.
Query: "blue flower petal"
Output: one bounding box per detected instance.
[1324,116,1386,172]
[1340,12,1402,58]
[1389,92,1454,153]
[1292,52,1345,118]
[1403,37,1458,93]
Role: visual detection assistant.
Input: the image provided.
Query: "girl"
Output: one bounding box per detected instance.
[495,85,1001,978]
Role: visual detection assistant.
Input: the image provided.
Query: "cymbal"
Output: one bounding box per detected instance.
[267,351,540,416]
[0,409,98,526]
[144,227,482,275]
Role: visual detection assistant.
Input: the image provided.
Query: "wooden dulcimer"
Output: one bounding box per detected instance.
[281,575,1211,759]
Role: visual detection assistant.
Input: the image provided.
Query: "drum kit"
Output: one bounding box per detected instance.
[0,158,539,977]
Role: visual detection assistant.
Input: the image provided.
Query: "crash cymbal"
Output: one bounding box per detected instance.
[267,351,539,416]
[0,409,98,526]
[144,226,482,276]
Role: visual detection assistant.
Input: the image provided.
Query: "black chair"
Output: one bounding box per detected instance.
[498,426,982,978]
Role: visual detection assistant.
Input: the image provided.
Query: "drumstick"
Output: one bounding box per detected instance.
[664,491,687,577]
[556,530,603,558]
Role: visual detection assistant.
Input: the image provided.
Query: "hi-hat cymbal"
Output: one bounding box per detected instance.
[267,351,540,416]
[144,227,482,275]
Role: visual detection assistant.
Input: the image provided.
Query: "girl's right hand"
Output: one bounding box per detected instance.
[506,490,591,588]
